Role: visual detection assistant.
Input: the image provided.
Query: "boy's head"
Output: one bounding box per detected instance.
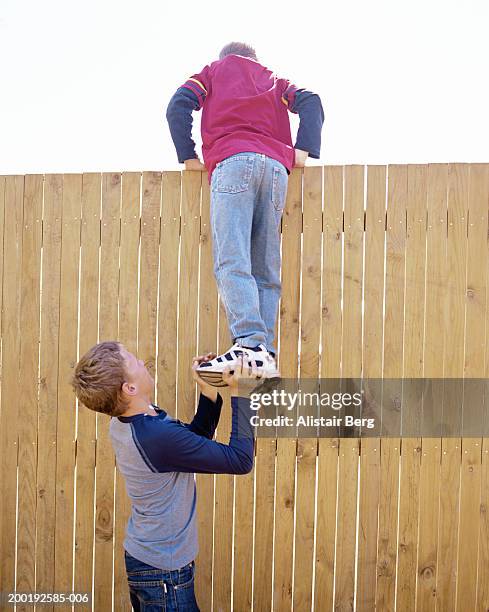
[219,42,257,61]
[70,341,154,417]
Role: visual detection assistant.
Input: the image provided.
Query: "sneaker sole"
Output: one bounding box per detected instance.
[196,367,281,387]
[196,370,229,387]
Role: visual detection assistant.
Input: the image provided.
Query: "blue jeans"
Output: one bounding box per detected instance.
[124,550,200,611]
[210,152,288,354]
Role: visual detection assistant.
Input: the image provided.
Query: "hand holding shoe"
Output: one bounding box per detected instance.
[192,353,218,401]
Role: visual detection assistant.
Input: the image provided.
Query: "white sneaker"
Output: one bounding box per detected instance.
[195,343,280,387]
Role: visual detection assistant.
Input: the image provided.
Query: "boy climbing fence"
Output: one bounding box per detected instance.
[166,41,324,386]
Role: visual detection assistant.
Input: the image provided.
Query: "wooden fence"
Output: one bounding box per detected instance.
[0,164,488,612]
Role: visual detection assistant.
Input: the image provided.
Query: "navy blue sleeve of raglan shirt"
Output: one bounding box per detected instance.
[166,87,201,163]
[130,395,255,475]
[282,84,325,159]
[184,391,223,439]
[166,70,210,163]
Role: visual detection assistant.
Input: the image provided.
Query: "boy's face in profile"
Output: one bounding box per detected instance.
[119,345,155,398]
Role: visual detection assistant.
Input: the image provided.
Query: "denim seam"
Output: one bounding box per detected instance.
[259,154,266,187]
[219,153,257,166]
[272,166,286,212]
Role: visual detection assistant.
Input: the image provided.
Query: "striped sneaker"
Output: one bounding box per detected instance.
[195,343,280,387]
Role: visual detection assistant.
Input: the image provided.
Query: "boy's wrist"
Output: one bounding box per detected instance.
[201,387,218,402]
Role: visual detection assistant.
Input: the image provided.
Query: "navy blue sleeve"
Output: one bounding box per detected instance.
[132,396,255,475]
[282,84,324,159]
[293,90,324,159]
[185,392,222,439]
[166,87,201,163]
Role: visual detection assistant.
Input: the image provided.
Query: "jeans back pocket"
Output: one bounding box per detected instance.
[213,155,255,194]
[127,578,166,607]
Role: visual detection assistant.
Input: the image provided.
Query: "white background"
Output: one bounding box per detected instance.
[0,0,488,174]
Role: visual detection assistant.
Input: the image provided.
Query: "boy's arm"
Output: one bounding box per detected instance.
[166,68,210,166]
[282,83,325,162]
[134,396,255,475]
[184,392,223,439]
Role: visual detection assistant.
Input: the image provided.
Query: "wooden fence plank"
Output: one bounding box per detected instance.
[0,176,24,597]
[55,175,82,611]
[95,173,121,610]
[213,302,233,612]
[157,171,181,408]
[252,437,276,612]
[74,173,101,605]
[194,175,219,612]
[138,171,161,382]
[396,165,428,610]
[436,164,468,612]
[292,166,322,612]
[274,168,302,611]
[0,175,5,318]
[478,170,489,610]
[478,437,489,611]
[416,164,448,611]
[376,165,407,612]
[16,176,43,612]
[114,172,142,611]
[315,166,343,612]
[335,165,364,612]
[233,466,254,612]
[0,178,4,521]
[35,175,62,602]
[456,164,489,611]
[356,165,386,611]
[177,171,201,422]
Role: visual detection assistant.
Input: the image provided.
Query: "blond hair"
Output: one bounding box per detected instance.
[70,341,130,417]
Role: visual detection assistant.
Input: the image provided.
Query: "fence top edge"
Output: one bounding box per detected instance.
[1,162,487,180]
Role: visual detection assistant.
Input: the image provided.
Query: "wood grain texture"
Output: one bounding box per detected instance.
[456,165,489,612]
[113,172,142,611]
[54,175,82,612]
[0,176,24,597]
[293,166,322,612]
[436,164,468,612]
[376,166,406,612]
[396,165,427,610]
[94,173,121,610]
[273,169,302,611]
[74,173,101,605]
[335,166,364,612]
[416,164,449,611]
[177,171,201,422]
[16,176,43,612]
[36,175,63,603]
[315,166,343,612]
[356,165,385,611]
[195,175,218,612]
